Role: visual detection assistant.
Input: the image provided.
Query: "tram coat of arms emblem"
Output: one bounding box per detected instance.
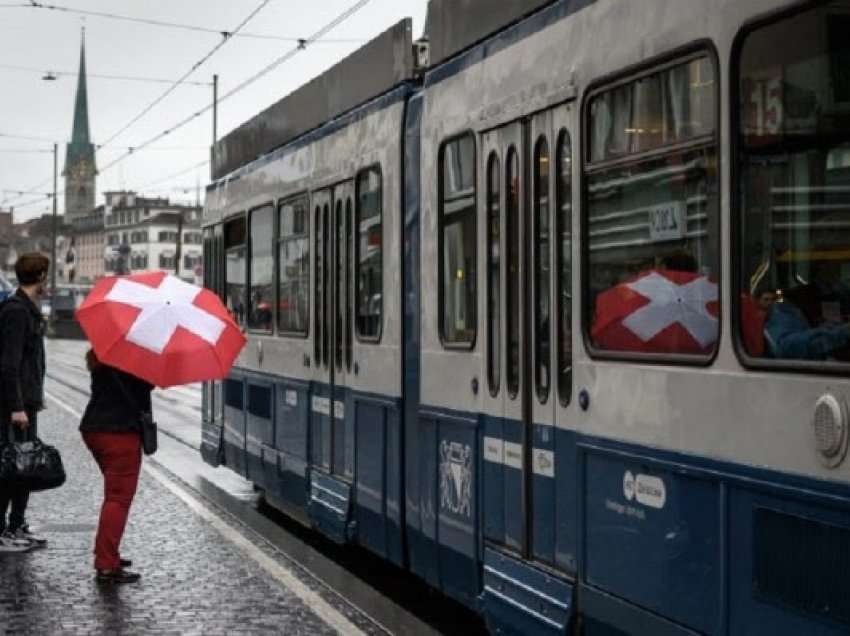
[439,440,472,517]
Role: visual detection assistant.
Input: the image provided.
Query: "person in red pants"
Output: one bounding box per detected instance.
[80,349,153,584]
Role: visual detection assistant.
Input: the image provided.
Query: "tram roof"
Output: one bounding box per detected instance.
[211,18,414,181]
[424,0,557,66]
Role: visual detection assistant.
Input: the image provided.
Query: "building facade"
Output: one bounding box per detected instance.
[68,206,105,283]
[103,192,202,283]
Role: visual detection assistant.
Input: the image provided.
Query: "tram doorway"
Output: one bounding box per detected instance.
[312,182,355,481]
[481,104,572,566]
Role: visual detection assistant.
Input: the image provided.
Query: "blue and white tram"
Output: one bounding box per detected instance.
[201,1,850,634]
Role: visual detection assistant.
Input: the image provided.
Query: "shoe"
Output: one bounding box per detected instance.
[0,531,32,553]
[120,558,132,568]
[14,525,47,548]
[96,568,141,584]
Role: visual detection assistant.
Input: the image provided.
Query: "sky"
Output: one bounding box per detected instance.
[0,0,428,221]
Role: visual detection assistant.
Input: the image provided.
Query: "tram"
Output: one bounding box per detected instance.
[200,1,850,633]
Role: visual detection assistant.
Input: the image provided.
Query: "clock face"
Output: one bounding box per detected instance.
[72,158,92,180]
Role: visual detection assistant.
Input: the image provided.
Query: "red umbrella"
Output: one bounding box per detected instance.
[591,269,719,354]
[76,271,246,387]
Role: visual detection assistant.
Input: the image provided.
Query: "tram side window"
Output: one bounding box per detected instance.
[248,205,274,333]
[585,54,719,357]
[534,136,551,402]
[440,133,477,346]
[356,167,382,340]
[486,151,501,395]
[557,130,573,405]
[738,2,850,364]
[224,216,247,327]
[278,195,309,335]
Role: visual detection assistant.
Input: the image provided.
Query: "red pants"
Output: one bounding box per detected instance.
[82,432,141,570]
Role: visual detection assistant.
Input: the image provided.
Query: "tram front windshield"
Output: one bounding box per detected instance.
[739,1,850,364]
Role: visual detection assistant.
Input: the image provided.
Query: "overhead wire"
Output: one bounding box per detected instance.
[0,63,212,86]
[98,0,272,148]
[12,2,366,43]
[5,1,372,209]
[99,0,372,176]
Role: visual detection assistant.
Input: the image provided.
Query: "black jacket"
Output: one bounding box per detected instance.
[0,289,46,412]
[79,365,154,433]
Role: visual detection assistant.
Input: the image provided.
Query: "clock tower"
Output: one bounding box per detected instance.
[63,29,96,223]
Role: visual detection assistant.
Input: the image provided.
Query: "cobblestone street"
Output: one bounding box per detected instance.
[0,386,368,635]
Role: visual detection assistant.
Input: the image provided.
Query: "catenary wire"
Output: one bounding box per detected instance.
[99,0,372,175]
[11,2,366,43]
[98,0,272,148]
[0,63,212,86]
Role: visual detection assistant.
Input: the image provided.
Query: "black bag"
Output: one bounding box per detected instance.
[139,411,158,456]
[0,438,66,492]
[115,375,158,456]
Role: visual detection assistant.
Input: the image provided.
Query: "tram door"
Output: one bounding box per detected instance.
[312,184,355,480]
[482,111,560,564]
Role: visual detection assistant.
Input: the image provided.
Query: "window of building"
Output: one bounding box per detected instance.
[159,254,176,269]
[158,231,179,243]
[277,195,309,335]
[439,133,476,346]
[224,216,247,327]
[737,2,850,367]
[248,204,274,332]
[486,151,501,396]
[184,253,201,270]
[534,136,551,402]
[585,53,719,358]
[355,167,382,340]
[557,130,573,405]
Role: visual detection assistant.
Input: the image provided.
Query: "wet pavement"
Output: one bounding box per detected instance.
[0,340,389,635]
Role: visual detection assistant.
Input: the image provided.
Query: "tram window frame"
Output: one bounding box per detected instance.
[731,2,850,375]
[276,193,310,338]
[486,150,501,397]
[314,203,322,366]
[534,134,552,404]
[355,165,383,343]
[556,129,573,406]
[247,203,275,334]
[506,145,521,398]
[224,214,247,329]
[581,45,722,366]
[438,131,478,350]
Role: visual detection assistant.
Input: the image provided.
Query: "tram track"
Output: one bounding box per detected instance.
[43,339,485,635]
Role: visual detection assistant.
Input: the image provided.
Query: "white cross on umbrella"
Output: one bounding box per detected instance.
[622,272,718,347]
[105,276,227,355]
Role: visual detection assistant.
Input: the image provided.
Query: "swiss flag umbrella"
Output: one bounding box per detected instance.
[591,269,719,354]
[76,271,246,387]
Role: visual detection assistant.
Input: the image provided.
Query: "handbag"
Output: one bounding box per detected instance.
[0,435,66,492]
[114,375,158,456]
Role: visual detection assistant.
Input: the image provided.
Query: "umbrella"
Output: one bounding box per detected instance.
[591,269,719,354]
[76,271,246,387]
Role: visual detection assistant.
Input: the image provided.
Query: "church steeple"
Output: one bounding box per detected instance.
[71,29,91,146]
[64,28,97,222]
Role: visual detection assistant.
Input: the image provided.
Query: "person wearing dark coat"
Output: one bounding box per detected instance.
[80,349,153,583]
[0,253,49,553]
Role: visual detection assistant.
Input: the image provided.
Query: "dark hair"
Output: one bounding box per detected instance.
[85,349,101,372]
[660,250,698,273]
[15,252,50,285]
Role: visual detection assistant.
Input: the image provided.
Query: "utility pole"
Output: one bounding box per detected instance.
[213,74,218,146]
[50,142,58,323]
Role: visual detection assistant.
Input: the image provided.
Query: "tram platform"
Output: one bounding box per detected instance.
[0,384,378,635]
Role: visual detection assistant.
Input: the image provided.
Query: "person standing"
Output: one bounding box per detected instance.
[80,349,152,583]
[0,253,50,552]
